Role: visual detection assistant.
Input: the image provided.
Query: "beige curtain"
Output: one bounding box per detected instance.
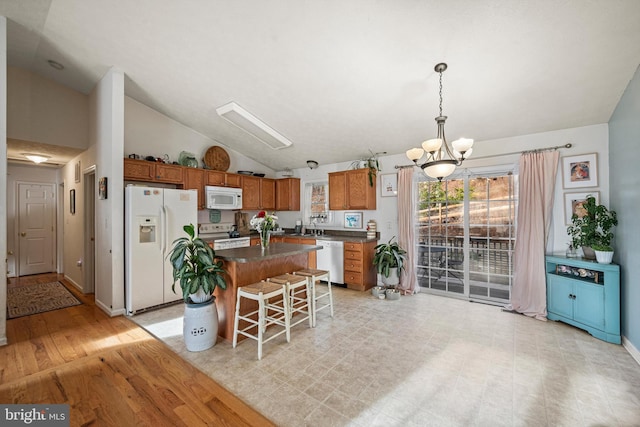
[508,150,559,320]
[398,168,419,295]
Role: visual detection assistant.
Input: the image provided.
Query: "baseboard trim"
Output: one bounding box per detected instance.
[94,299,126,317]
[622,335,640,366]
[64,274,82,292]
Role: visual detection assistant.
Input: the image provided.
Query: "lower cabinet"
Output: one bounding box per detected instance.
[545,255,620,344]
[343,241,376,291]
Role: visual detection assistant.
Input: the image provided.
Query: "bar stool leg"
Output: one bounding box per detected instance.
[284,290,291,343]
[257,297,265,360]
[232,290,241,349]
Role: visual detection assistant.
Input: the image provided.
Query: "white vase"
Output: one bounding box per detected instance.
[595,250,614,264]
[183,298,218,352]
[381,267,400,287]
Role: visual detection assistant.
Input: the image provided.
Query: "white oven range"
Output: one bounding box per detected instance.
[198,223,251,250]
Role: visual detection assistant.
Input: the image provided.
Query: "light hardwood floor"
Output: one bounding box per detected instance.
[1,273,275,427]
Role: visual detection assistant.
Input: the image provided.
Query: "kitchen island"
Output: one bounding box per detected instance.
[213,243,322,342]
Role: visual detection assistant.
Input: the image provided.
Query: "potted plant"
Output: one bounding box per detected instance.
[372,236,407,287]
[591,243,614,264]
[567,196,618,260]
[168,223,227,351]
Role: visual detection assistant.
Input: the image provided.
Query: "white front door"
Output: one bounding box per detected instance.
[18,183,56,276]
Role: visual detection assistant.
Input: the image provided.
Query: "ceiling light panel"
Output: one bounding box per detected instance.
[216,102,292,150]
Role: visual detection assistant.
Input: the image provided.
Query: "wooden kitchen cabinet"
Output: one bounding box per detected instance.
[343,240,376,291]
[184,168,205,209]
[242,176,276,210]
[328,169,376,210]
[124,158,155,181]
[124,158,183,184]
[276,178,301,211]
[206,171,242,188]
[154,163,184,183]
[283,236,317,268]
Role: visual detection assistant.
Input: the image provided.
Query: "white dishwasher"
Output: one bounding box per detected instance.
[316,240,344,285]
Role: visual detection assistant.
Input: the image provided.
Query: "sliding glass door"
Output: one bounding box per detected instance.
[416,171,517,304]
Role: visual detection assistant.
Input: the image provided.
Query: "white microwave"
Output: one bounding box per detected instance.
[205,186,242,210]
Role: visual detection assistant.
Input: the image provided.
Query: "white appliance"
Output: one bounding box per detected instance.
[198,223,251,250]
[316,239,344,284]
[206,185,242,210]
[125,186,198,315]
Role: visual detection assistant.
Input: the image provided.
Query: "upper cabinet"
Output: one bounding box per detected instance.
[328,169,376,210]
[276,178,301,211]
[124,158,183,184]
[242,176,276,210]
[206,171,242,188]
[183,168,205,209]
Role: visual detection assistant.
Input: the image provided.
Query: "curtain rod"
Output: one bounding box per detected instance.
[394,143,572,169]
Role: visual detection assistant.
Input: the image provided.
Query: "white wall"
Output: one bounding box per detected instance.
[7,66,89,149]
[0,16,8,346]
[92,68,125,316]
[277,123,610,256]
[124,97,275,176]
[60,147,97,291]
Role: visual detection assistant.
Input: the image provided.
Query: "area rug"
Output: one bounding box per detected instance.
[7,281,82,319]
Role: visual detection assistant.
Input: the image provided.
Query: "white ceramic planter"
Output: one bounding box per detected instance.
[381,267,400,287]
[183,298,218,352]
[595,250,614,264]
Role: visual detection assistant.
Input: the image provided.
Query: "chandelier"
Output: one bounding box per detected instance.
[406,63,473,180]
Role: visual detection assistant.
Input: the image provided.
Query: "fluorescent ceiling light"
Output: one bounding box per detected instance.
[216,102,293,150]
[23,153,50,164]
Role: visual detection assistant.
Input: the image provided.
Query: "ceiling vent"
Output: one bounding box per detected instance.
[216,102,293,150]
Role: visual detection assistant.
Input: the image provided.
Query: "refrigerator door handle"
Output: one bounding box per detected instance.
[160,205,167,253]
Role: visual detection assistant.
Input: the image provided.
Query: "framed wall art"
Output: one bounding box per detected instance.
[562,153,598,188]
[564,191,599,225]
[70,189,76,214]
[380,173,398,197]
[344,212,363,229]
[99,177,108,200]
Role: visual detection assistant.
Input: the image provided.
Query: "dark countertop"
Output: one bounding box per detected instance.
[215,242,322,263]
[275,233,378,244]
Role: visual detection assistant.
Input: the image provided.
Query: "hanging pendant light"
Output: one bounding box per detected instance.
[406,63,473,180]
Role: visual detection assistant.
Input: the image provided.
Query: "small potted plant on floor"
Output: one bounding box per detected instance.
[567,196,618,261]
[372,236,407,288]
[168,223,227,351]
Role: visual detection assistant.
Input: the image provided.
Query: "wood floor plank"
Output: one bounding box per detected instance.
[1,274,275,426]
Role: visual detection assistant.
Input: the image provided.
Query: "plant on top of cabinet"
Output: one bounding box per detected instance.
[567,196,617,260]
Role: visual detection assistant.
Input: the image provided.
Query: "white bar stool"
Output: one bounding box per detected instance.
[232,280,290,360]
[293,269,333,327]
[268,273,313,329]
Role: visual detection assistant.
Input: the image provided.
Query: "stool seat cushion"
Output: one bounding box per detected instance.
[241,281,283,295]
[294,269,329,277]
[269,273,306,285]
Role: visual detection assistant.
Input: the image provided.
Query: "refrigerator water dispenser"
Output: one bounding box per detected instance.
[137,217,157,243]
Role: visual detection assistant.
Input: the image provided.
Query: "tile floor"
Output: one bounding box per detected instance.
[132,286,640,426]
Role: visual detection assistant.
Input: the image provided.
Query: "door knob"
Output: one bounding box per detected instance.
[20,232,26,237]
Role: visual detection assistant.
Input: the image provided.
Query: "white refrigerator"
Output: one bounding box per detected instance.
[125,186,198,315]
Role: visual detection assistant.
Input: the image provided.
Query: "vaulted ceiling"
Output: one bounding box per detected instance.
[3,0,640,170]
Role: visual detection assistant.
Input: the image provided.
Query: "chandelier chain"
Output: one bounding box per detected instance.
[438,69,443,117]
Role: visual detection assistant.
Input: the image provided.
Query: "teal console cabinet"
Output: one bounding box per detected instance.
[545,255,620,344]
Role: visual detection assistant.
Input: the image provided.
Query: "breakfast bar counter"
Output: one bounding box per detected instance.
[213,243,322,342]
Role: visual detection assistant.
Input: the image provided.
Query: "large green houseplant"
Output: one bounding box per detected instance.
[168,223,227,351]
[372,236,407,286]
[169,224,227,303]
[567,196,618,260]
